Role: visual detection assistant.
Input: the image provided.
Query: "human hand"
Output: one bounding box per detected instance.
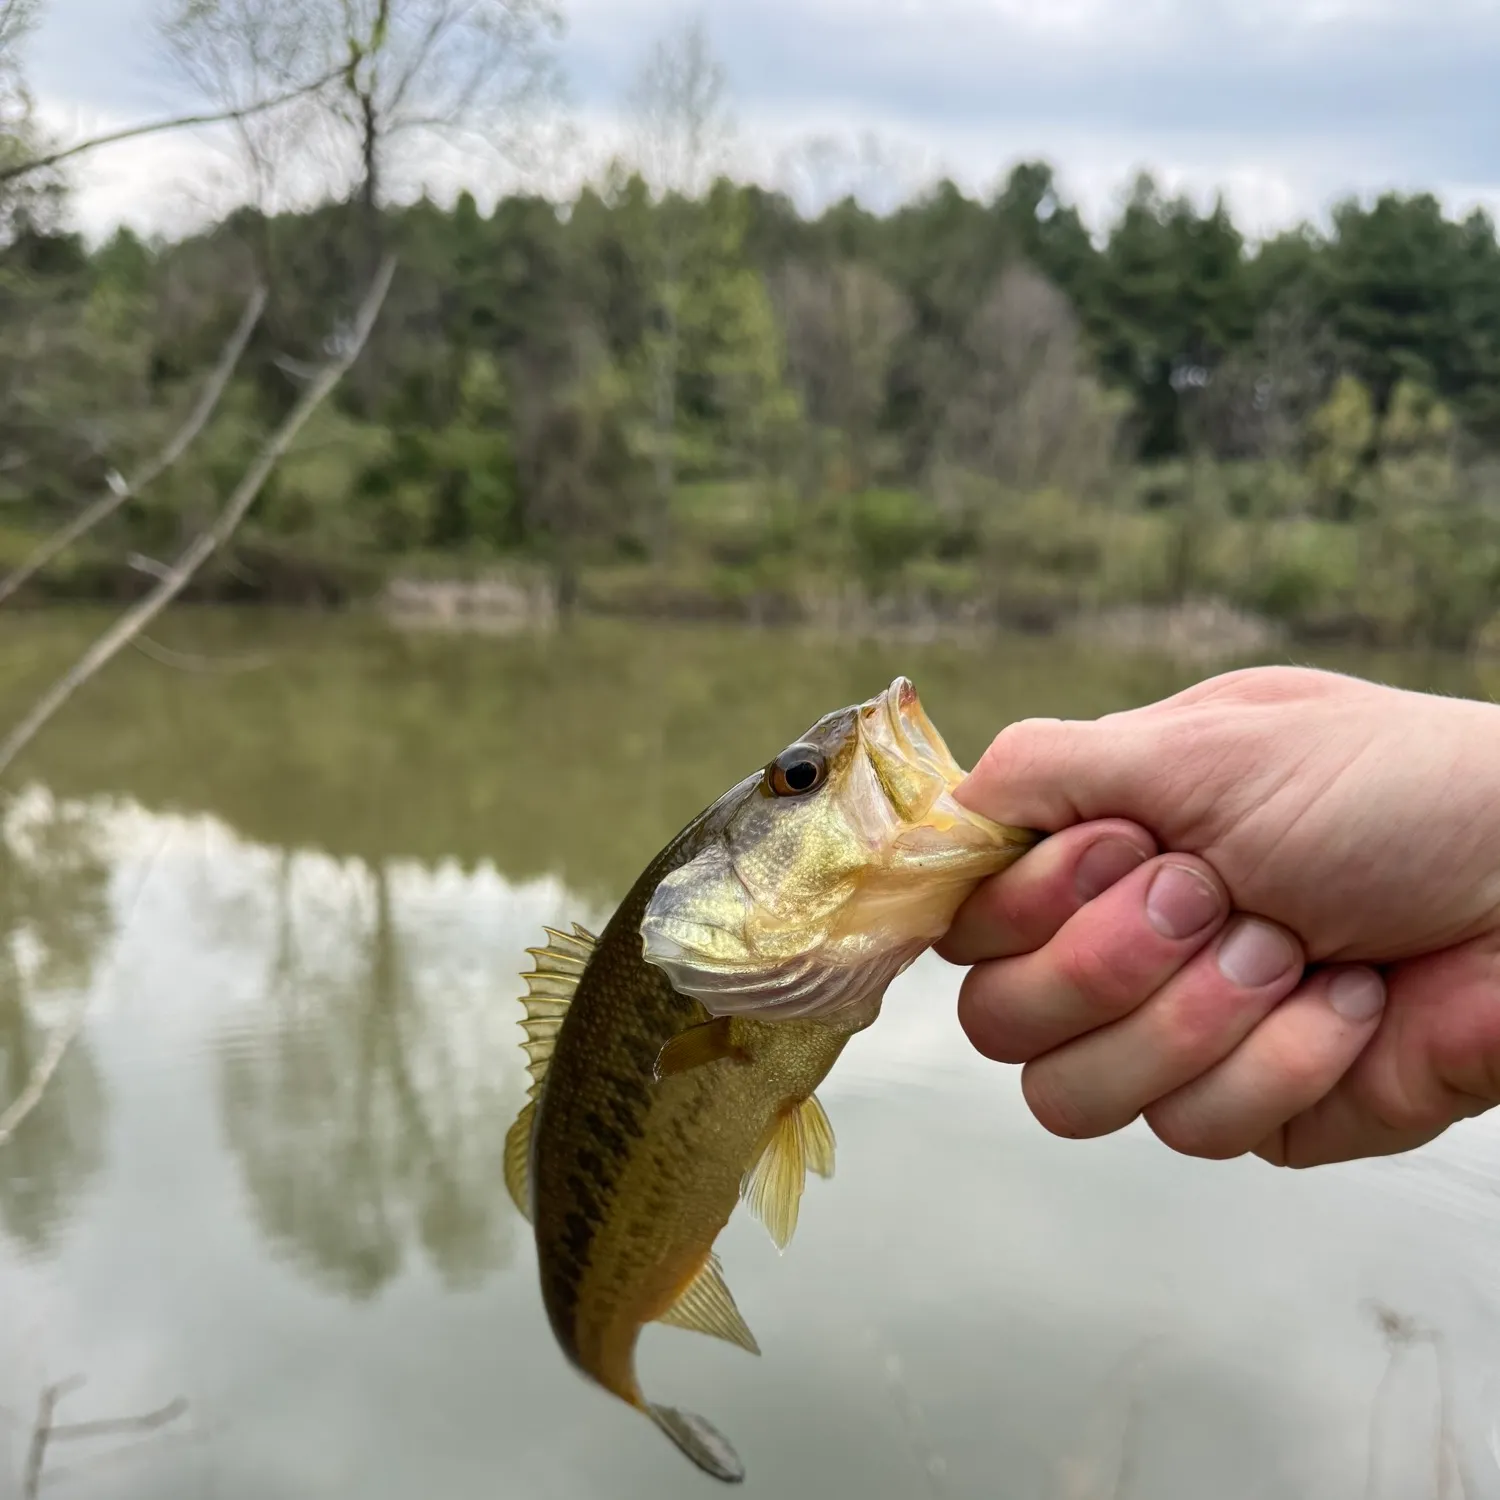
[937,666,1500,1166]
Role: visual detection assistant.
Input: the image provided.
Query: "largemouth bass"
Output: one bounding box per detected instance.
[504,677,1036,1483]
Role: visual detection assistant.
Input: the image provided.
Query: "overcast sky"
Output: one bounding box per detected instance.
[22,0,1500,242]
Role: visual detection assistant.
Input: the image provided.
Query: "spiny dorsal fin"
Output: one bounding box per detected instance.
[504,1099,535,1222]
[656,1251,760,1355]
[517,922,597,1099]
[740,1094,837,1251]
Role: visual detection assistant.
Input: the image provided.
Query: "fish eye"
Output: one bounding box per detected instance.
[766,743,827,798]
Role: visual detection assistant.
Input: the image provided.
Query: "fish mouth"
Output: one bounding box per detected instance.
[864,676,965,788]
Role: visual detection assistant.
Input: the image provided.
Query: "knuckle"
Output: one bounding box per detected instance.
[974,718,1064,792]
[1157,977,1257,1067]
[1188,665,1341,708]
[1259,1029,1330,1101]
[1052,937,1143,1019]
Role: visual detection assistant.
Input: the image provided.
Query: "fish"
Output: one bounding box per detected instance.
[503,676,1037,1483]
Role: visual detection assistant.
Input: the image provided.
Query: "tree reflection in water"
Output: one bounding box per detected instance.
[0,789,111,1253]
[220,851,524,1300]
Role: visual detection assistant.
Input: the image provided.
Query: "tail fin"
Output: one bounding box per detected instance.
[648,1403,745,1484]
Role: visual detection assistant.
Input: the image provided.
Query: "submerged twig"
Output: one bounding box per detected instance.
[1362,1300,1475,1500]
[0,256,396,781]
[128,632,275,674]
[49,1397,188,1443]
[18,1377,188,1499]
[1048,1339,1163,1500]
[0,1004,87,1149]
[0,287,267,609]
[21,1376,85,1500]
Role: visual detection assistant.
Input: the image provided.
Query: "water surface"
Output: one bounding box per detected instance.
[2,612,1499,1499]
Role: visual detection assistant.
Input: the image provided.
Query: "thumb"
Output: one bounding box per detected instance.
[955,714,1163,834]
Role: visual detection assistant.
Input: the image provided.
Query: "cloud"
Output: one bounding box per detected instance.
[20,0,1500,242]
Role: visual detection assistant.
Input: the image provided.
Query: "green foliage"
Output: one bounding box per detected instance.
[8,149,1500,650]
[1306,374,1377,515]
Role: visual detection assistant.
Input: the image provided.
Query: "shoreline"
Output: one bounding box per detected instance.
[8,565,1495,669]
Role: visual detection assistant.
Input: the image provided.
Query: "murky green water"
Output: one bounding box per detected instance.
[3,610,1500,1500]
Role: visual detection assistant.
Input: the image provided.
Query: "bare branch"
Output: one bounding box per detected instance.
[626,12,732,201]
[19,1378,189,1500]
[129,633,275,674]
[0,0,41,64]
[0,284,268,609]
[0,255,396,781]
[22,1377,86,1500]
[0,1003,86,1148]
[0,68,344,186]
[51,1398,189,1443]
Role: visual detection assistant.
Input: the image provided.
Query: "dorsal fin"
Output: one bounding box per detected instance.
[517,922,597,1099]
[740,1094,837,1251]
[504,923,597,1224]
[656,1251,760,1355]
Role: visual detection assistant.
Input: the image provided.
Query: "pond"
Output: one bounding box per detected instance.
[2,610,1500,1499]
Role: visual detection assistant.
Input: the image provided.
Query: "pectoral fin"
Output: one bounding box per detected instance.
[740,1095,837,1250]
[656,1251,760,1355]
[799,1094,836,1179]
[654,1017,752,1081]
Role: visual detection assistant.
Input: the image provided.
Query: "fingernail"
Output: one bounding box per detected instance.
[1217,917,1298,988]
[1329,968,1386,1023]
[1145,863,1223,940]
[1075,837,1149,904]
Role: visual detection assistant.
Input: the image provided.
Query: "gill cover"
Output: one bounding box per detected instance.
[639,678,1037,1027]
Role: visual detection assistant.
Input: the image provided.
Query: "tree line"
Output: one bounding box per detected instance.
[4,3,1500,650]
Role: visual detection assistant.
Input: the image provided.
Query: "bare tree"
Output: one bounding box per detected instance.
[155,0,327,229]
[0,0,40,83]
[157,0,563,246]
[0,0,62,233]
[941,263,1120,496]
[774,129,931,219]
[624,12,733,560]
[627,12,730,204]
[1184,294,1338,466]
[774,259,910,490]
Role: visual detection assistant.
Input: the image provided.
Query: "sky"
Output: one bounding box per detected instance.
[19,0,1500,243]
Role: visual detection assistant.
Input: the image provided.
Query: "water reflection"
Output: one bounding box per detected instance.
[0,790,109,1254]
[4,615,1500,1497]
[217,850,530,1299]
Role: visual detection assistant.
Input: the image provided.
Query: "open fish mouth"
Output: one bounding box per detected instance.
[872,676,957,780]
[637,676,1038,1027]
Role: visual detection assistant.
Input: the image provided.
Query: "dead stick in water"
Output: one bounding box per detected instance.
[0,1006,87,1148]
[21,1377,85,1500]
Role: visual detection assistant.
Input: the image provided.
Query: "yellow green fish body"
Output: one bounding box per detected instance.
[504,678,1035,1482]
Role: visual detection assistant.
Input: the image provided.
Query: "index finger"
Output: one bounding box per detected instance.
[936,819,1158,965]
